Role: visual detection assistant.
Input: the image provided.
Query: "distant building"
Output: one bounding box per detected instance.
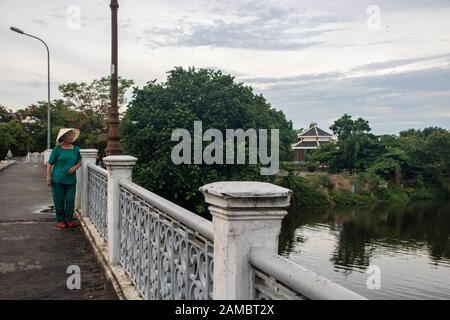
[292,126,333,162]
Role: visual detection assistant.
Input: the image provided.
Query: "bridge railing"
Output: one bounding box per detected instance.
[249,247,366,300]
[87,162,108,240]
[25,151,45,166]
[118,179,214,300]
[77,150,366,300]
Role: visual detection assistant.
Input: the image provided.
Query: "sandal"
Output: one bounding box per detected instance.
[56,222,66,228]
[66,221,77,228]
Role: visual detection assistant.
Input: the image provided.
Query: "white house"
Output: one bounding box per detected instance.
[291,126,333,162]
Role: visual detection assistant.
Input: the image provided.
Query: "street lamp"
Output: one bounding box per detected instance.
[21,116,37,160]
[10,26,51,151]
[105,0,123,155]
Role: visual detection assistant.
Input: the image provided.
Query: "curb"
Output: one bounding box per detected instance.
[76,211,142,300]
[0,160,17,172]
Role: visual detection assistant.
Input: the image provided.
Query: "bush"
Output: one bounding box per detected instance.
[364,172,388,196]
[307,162,318,172]
[277,173,330,208]
[386,187,410,204]
[329,191,358,206]
[329,189,375,206]
[411,186,447,200]
[280,162,309,171]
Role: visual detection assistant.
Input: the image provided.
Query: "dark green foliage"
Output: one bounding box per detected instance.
[307,162,318,172]
[329,191,359,206]
[0,105,15,123]
[0,120,28,158]
[121,67,296,213]
[312,114,450,199]
[277,173,331,208]
[3,76,134,154]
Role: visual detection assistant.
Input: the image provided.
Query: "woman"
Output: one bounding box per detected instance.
[46,128,81,228]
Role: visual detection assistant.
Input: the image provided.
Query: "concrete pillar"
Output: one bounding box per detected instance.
[75,167,82,211]
[43,149,52,165]
[32,152,39,166]
[79,149,98,216]
[200,181,292,300]
[103,155,137,265]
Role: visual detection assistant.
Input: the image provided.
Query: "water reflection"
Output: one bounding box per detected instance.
[279,200,450,299]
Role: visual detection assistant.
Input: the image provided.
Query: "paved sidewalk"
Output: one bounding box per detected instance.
[0,162,118,299]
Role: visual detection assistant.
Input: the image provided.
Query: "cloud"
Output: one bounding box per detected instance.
[30,19,47,26]
[366,106,393,113]
[351,53,450,73]
[139,1,349,50]
[396,121,426,125]
[0,80,58,87]
[175,23,343,50]
[1,0,450,135]
[242,72,342,85]
[245,61,450,133]
[50,13,65,20]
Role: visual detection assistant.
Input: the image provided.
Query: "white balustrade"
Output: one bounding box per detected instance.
[87,163,108,239]
[78,149,366,300]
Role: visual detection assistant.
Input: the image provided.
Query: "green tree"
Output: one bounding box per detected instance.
[330,114,370,141]
[11,76,135,151]
[59,76,134,150]
[121,67,296,214]
[15,99,82,150]
[425,130,450,190]
[58,76,134,118]
[0,105,15,123]
[0,120,28,158]
[315,114,379,172]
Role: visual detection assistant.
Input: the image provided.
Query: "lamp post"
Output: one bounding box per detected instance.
[105,0,123,155]
[21,116,37,160]
[10,26,51,151]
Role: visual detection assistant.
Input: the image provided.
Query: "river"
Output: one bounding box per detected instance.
[278,200,450,300]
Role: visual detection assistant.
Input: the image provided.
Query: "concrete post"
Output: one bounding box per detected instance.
[32,152,39,166]
[79,149,98,216]
[200,181,292,300]
[75,167,82,211]
[43,149,52,166]
[103,155,137,265]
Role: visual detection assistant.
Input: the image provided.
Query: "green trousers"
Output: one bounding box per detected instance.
[51,182,77,222]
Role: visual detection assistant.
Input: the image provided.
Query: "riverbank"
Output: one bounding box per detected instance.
[276,170,449,209]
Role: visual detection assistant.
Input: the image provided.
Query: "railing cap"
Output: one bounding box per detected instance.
[249,246,367,300]
[80,149,99,156]
[200,181,291,198]
[200,181,292,210]
[103,155,138,167]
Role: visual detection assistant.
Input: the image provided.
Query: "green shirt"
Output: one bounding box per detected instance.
[48,145,81,185]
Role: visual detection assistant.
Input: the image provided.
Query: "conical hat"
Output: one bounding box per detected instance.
[55,128,80,145]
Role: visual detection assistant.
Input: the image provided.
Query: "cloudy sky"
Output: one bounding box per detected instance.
[1,0,449,134]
